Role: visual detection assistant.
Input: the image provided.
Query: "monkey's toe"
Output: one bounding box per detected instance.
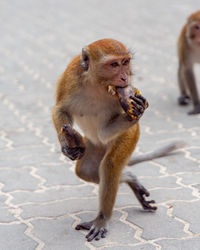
[86,225,107,241]
[134,186,157,211]
[75,221,93,231]
[178,95,190,105]
[142,200,157,211]
[139,186,150,197]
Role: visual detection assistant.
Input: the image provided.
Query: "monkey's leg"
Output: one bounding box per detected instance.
[75,140,105,232]
[84,129,138,241]
[184,67,200,114]
[75,139,105,184]
[120,171,157,211]
[177,65,190,105]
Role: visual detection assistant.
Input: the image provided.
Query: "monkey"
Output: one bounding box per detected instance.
[52,39,184,241]
[177,10,200,115]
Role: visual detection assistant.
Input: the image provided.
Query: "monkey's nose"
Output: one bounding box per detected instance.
[121,77,126,81]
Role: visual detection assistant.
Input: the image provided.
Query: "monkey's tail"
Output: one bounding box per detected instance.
[128,141,186,166]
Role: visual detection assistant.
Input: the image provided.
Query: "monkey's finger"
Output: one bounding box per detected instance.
[126,108,143,121]
[62,146,76,160]
[135,94,149,109]
[130,95,144,107]
[129,101,144,116]
[62,147,82,161]
[69,149,81,160]
[131,95,147,110]
[130,100,144,113]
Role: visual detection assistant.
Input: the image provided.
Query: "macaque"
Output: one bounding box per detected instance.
[52,39,183,241]
[177,10,200,114]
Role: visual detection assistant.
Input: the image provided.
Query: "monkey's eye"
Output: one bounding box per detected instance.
[110,62,119,68]
[195,25,200,30]
[122,59,130,66]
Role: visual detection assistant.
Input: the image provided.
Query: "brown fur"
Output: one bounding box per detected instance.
[177,11,200,114]
[52,39,151,241]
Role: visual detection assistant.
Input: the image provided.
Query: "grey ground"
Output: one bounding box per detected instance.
[0,0,200,249]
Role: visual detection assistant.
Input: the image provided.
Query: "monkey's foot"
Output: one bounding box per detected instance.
[134,185,157,211]
[75,221,107,241]
[188,104,200,115]
[178,95,190,105]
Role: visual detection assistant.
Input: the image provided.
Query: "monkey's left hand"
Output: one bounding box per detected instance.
[116,85,149,121]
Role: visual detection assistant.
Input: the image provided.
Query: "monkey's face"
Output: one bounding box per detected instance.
[188,21,200,46]
[96,56,132,88]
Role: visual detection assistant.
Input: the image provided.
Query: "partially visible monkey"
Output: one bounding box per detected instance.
[52,39,184,241]
[177,10,200,114]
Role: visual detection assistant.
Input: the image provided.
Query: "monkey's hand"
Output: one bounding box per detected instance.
[75,213,108,241]
[60,125,85,160]
[116,85,149,121]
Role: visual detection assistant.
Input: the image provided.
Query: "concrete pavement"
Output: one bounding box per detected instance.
[0,0,200,249]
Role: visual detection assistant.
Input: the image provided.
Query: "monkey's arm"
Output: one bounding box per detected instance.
[52,105,85,160]
[98,113,138,144]
[98,92,147,144]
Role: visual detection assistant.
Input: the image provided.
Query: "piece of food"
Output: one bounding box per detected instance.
[108,85,148,120]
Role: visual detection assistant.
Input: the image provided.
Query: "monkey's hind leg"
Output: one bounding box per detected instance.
[121,171,157,211]
[177,65,190,106]
[75,139,105,232]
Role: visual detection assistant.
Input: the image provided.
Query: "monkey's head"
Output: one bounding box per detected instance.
[81,39,132,88]
[187,10,200,46]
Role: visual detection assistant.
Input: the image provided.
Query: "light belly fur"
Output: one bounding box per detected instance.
[74,115,101,145]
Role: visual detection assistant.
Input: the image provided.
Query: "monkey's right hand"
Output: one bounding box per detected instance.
[116,85,149,121]
[60,125,85,160]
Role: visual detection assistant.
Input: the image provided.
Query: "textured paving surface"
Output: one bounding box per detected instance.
[0,0,200,249]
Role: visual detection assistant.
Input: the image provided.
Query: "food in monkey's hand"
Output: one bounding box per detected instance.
[60,125,85,160]
[108,85,149,120]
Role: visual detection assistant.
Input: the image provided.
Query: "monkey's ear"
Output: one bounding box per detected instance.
[81,48,89,70]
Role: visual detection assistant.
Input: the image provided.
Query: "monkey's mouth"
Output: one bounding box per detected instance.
[107,85,128,96]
